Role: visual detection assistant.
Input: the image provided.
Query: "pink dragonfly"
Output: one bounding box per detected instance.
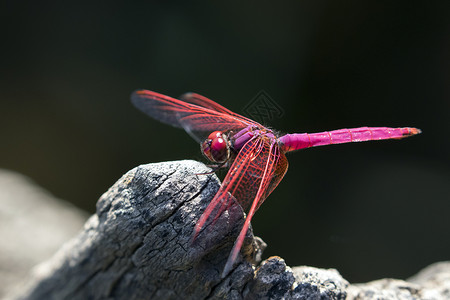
[131,89,421,277]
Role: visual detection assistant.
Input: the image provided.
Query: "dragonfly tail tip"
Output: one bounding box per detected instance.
[402,127,422,137]
[412,128,422,135]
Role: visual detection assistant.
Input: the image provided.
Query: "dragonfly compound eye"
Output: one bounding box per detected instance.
[201,131,229,163]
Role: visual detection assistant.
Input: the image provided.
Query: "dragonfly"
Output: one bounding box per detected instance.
[131,89,421,277]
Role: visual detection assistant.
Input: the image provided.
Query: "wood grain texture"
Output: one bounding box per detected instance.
[7,161,449,300]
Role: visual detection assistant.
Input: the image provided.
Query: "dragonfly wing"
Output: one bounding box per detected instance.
[192,136,262,241]
[222,140,288,277]
[260,147,288,210]
[180,92,262,126]
[131,90,255,142]
[179,92,236,115]
[193,136,288,276]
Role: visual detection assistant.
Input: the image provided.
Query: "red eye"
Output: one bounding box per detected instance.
[201,131,230,163]
[207,131,222,140]
[210,136,227,162]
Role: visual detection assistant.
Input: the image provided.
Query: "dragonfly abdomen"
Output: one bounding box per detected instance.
[279,127,421,152]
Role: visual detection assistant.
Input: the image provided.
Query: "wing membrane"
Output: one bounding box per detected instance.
[131,90,257,142]
[193,136,288,276]
[180,92,259,125]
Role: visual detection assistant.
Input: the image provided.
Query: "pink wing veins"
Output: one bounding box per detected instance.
[131,90,258,142]
[193,135,288,277]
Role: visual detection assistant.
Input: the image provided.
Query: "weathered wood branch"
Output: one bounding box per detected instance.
[7,160,450,299]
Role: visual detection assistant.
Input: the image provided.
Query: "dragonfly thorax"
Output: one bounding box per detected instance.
[201,131,230,163]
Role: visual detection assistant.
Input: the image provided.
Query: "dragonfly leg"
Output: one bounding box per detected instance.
[195,161,229,175]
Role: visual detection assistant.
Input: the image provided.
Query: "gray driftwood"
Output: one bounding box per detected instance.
[7,160,450,299]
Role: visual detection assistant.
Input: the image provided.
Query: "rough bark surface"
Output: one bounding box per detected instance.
[5,161,450,300]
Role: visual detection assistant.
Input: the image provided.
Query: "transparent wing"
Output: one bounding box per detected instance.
[131,90,258,142]
[193,136,288,276]
[180,92,260,125]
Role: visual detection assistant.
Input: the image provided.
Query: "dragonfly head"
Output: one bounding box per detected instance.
[201,131,230,163]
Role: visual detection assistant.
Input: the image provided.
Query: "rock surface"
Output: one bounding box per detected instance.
[2,160,449,299]
[0,169,88,299]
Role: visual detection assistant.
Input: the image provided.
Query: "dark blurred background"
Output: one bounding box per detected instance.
[1,1,449,283]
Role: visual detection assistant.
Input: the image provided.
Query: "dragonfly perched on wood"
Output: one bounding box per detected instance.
[131,89,421,277]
